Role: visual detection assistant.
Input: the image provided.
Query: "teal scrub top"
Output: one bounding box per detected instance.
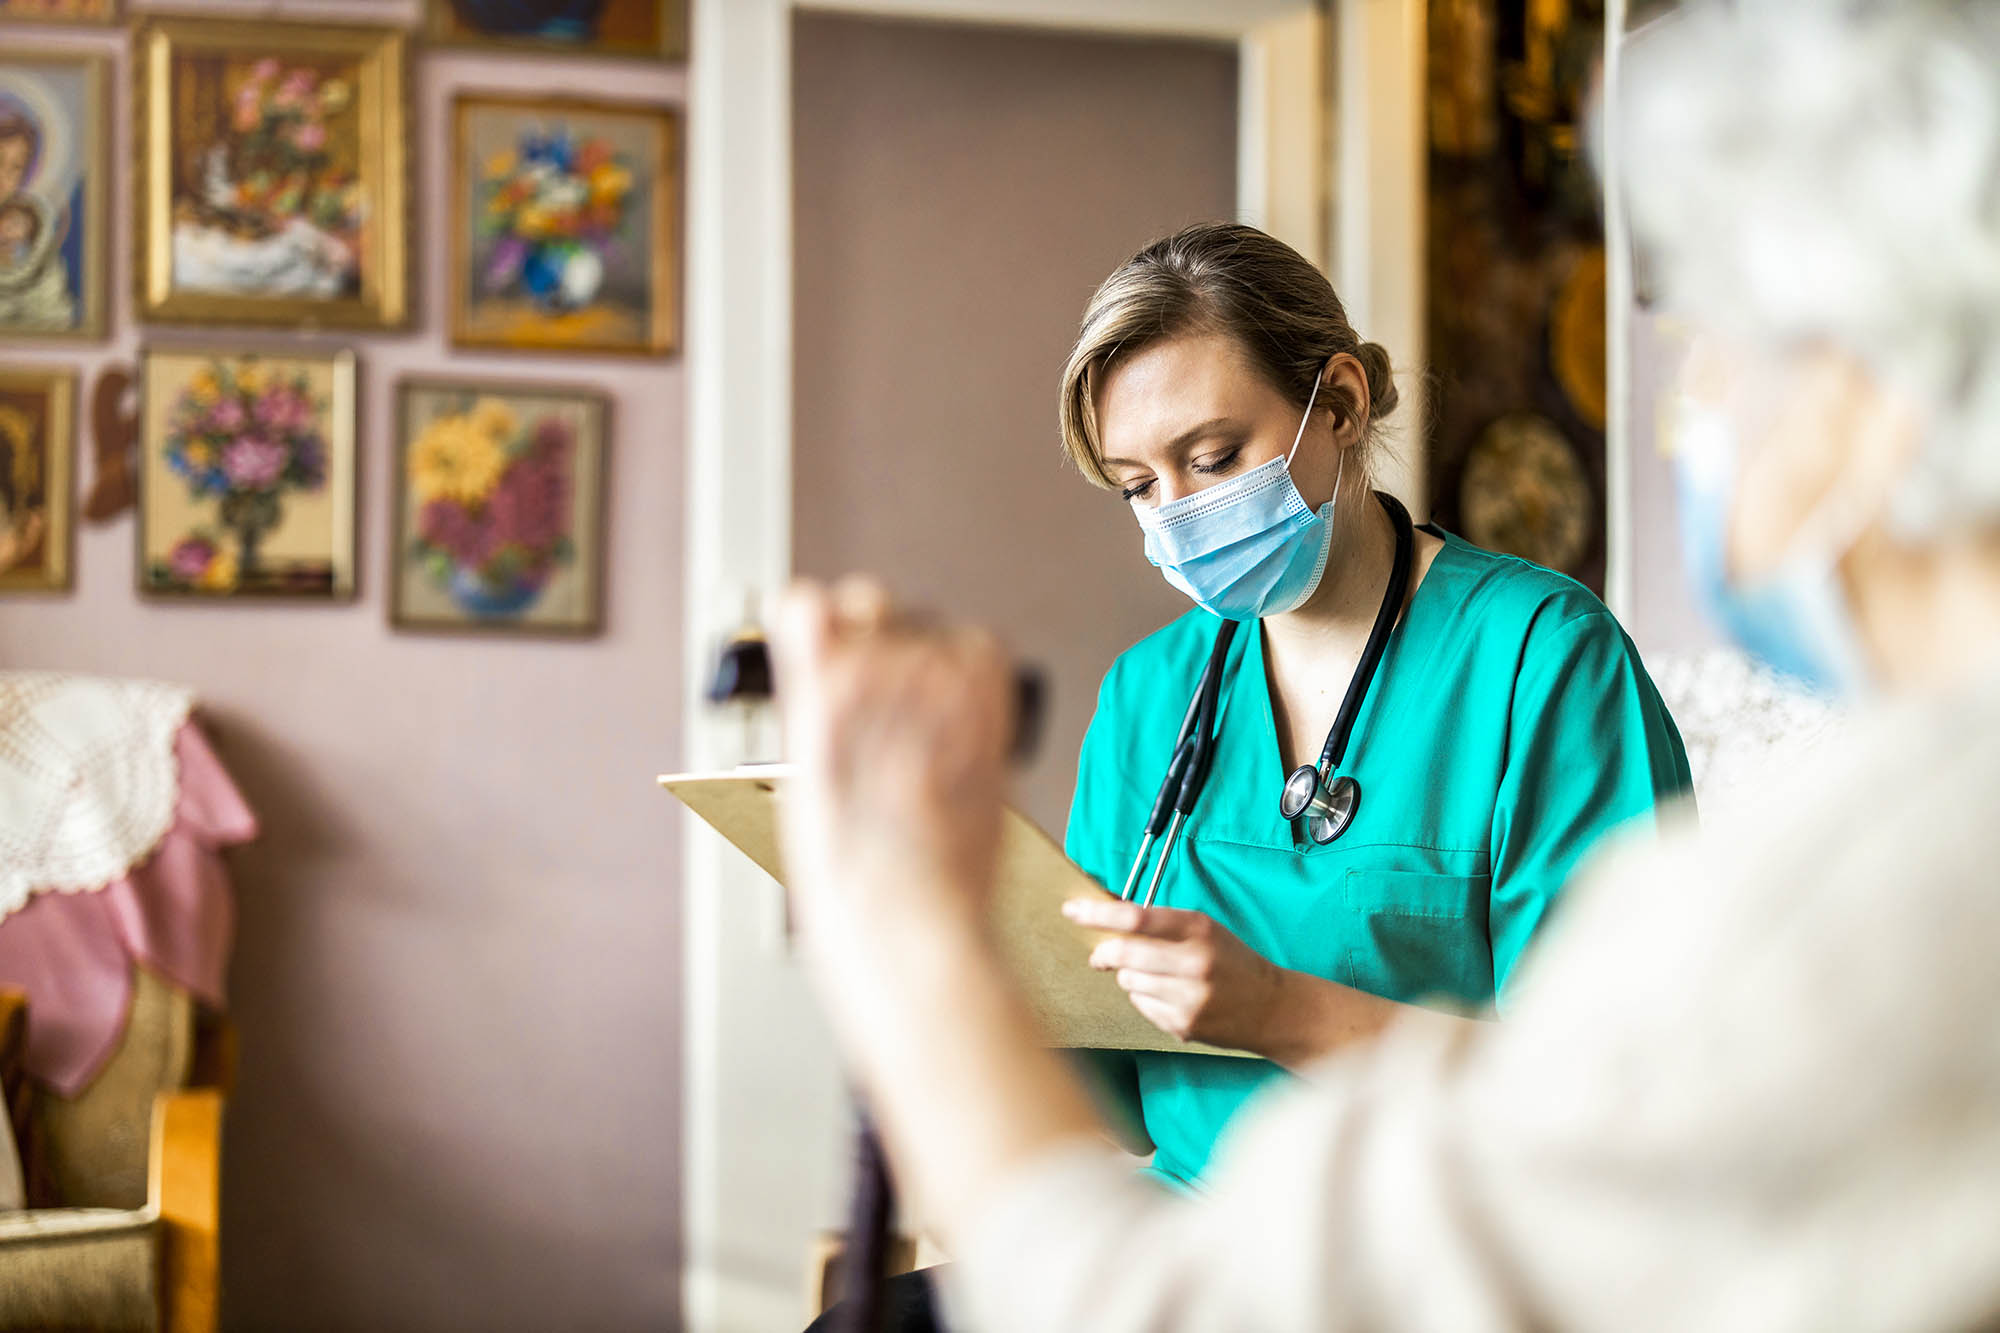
[1063,528,1693,1189]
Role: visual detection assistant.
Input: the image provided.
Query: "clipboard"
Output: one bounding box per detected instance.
[659,767,1250,1059]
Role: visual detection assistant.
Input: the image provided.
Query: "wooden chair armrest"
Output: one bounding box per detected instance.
[149,1087,222,1333]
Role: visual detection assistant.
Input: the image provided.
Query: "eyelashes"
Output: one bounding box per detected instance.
[1121,447,1245,503]
[1197,448,1244,476]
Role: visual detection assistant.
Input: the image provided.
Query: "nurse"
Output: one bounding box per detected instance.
[1057,222,1692,1187]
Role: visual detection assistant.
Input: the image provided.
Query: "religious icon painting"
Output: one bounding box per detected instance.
[391,377,607,636]
[133,18,410,329]
[0,364,75,592]
[451,93,680,356]
[0,52,108,341]
[424,0,686,61]
[138,348,357,600]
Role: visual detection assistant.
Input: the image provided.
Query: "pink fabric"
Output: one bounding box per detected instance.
[0,722,256,1095]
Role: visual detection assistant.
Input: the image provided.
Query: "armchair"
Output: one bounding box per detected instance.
[0,966,227,1333]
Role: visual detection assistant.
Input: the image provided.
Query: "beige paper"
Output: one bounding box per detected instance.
[659,768,1250,1059]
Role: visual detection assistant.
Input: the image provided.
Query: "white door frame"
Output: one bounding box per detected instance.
[680,3,1426,1327]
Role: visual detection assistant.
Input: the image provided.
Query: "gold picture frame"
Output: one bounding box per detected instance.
[422,0,686,62]
[0,0,119,26]
[450,92,680,357]
[137,346,358,601]
[0,364,74,592]
[0,50,110,342]
[390,376,609,637]
[134,17,410,330]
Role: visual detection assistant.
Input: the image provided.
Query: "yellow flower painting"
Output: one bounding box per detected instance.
[394,377,607,636]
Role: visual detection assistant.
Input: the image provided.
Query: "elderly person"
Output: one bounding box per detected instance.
[774,0,2000,1328]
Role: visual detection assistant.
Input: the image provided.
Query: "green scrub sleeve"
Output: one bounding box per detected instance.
[1488,609,1693,1007]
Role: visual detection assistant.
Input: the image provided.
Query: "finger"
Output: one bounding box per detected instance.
[1126,991,1191,1041]
[1114,969,1202,1006]
[774,580,834,675]
[945,625,1014,763]
[829,575,893,633]
[1063,897,1144,933]
[1089,936,1206,978]
[1065,899,1208,940]
[837,641,940,787]
[773,582,836,753]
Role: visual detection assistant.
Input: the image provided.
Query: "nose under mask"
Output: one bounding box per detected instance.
[1135,374,1341,621]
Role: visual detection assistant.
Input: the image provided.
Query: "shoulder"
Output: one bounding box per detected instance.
[1099,607,1226,700]
[1427,529,1629,657]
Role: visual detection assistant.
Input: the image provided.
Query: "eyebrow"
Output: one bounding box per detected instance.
[1097,417,1241,469]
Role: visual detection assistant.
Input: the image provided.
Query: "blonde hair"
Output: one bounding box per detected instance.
[1058,222,1400,489]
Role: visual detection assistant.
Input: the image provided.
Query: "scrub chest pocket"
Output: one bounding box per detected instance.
[1339,867,1495,1008]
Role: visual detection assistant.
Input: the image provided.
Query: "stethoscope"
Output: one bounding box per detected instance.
[1119,489,1415,906]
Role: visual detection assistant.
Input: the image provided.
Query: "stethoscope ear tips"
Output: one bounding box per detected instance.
[1281,765,1359,845]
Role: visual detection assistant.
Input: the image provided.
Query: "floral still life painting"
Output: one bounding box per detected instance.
[136,19,408,329]
[0,365,73,592]
[0,53,106,339]
[393,380,606,634]
[425,0,685,60]
[453,95,677,355]
[140,349,356,599]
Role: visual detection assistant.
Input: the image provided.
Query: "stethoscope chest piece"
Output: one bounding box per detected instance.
[1281,765,1359,845]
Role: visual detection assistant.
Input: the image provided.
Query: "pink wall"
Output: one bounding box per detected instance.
[0,6,685,1329]
[791,11,1237,835]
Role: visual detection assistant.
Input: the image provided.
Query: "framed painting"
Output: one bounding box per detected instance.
[139,347,357,600]
[134,18,410,330]
[0,52,108,341]
[391,377,607,636]
[0,365,74,592]
[424,0,685,61]
[1425,0,1607,593]
[451,94,679,356]
[0,1,118,25]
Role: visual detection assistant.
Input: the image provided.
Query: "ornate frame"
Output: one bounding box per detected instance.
[389,374,611,637]
[421,0,687,62]
[449,92,681,356]
[0,363,74,592]
[133,17,409,330]
[0,50,109,342]
[0,0,118,26]
[135,345,358,601]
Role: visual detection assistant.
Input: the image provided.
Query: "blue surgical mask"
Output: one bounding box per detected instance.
[1672,396,1873,696]
[1136,374,1340,621]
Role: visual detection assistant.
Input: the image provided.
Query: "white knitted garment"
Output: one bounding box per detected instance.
[0,673,195,922]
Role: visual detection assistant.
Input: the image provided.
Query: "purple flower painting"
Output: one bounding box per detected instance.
[143,349,355,600]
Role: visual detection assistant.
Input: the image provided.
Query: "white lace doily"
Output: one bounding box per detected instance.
[0,673,195,921]
[1649,648,1844,816]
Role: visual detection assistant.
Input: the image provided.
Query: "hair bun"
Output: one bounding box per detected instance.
[1355,341,1400,422]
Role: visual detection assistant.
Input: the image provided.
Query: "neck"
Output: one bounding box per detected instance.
[1264,484,1396,654]
[1847,525,2000,693]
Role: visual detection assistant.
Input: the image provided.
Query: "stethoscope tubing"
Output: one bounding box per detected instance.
[1120,619,1238,902]
[1121,492,1415,903]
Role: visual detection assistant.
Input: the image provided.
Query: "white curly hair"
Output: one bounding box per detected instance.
[1617,0,2000,537]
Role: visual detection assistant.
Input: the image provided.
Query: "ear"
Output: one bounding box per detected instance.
[1319,354,1372,446]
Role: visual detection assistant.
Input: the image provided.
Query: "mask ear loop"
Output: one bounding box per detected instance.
[1286,360,1343,513]
[1284,365,1328,466]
